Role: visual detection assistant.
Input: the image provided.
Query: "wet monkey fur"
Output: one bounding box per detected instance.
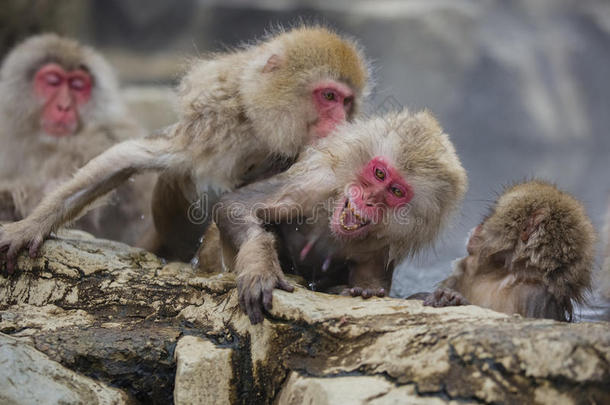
[216,109,468,324]
[0,27,370,272]
[0,34,152,245]
[421,181,595,322]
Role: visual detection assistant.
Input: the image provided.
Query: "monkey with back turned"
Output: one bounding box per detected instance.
[419,180,595,322]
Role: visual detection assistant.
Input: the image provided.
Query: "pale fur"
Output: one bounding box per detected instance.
[0,34,153,244]
[278,109,468,266]
[0,27,369,260]
[221,109,467,282]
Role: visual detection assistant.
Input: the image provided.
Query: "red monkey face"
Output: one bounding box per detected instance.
[311,80,354,138]
[331,156,413,239]
[33,63,92,137]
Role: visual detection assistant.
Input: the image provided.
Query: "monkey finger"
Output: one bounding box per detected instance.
[29,235,43,258]
[262,288,273,312]
[376,288,386,297]
[276,278,294,292]
[247,294,264,325]
[6,256,16,275]
[361,289,373,299]
[238,290,247,313]
[6,241,22,263]
[350,287,363,297]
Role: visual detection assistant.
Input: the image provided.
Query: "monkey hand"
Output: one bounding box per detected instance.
[236,267,294,325]
[423,288,469,307]
[0,219,47,275]
[341,286,386,299]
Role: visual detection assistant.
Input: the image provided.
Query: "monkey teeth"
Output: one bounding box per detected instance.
[339,200,369,231]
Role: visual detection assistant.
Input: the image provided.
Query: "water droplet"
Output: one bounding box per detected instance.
[140,215,145,220]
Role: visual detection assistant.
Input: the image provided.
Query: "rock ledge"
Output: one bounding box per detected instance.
[0,233,608,404]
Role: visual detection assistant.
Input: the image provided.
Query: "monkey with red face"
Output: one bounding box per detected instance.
[0,34,152,244]
[0,27,370,272]
[215,109,468,324]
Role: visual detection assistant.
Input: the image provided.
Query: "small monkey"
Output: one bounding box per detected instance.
[0,27,370,272]
[0,34,152,244]
[422,180,595,322]
[215,109,468,324]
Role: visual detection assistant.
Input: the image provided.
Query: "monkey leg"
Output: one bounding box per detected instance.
[144,171,218,262]
[343,258,391,299]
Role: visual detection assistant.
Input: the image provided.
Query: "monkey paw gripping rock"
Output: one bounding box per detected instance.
[1,232,609,404]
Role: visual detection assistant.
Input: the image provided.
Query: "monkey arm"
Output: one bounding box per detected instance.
[0,136,181,273]
[215,176,300,324]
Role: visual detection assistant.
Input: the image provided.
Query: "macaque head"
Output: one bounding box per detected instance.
[33,62,92,136]
[238,26,370,156]
[0,34,124,141]
[307,109,467,260]
[332,156,414,239]
[468,180,595,302]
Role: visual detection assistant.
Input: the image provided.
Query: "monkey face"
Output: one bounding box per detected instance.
[309,80,355,139]
[33,63,92,137]
[330,156,412,239]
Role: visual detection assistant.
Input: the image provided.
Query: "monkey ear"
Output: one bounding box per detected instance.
[262,54,283,73]
[520,208,548,242]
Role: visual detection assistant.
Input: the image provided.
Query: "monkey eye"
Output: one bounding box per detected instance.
[390,186,404,197]
[374,167,385,181]
[69,77,86,91]
[44,72,62,86]
[323,90,336,101]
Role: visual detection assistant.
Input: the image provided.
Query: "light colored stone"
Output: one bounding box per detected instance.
[276,372,471,405]
[0,333,131,405]
[174,335,234,405]
[1,233,609,403]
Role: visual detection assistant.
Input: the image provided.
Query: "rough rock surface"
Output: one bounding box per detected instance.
[0,333,132,405]
[1,232,609,404]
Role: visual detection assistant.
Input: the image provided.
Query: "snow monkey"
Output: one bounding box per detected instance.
[0,34,152,245]
[0,27,370,273]
[215,109,468,324]
[421,180,595,322]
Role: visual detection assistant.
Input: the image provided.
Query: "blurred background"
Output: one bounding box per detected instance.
[2,0,609,303]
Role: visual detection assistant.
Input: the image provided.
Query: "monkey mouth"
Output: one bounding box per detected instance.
[42,120,78,137]
[338,199,371,232]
